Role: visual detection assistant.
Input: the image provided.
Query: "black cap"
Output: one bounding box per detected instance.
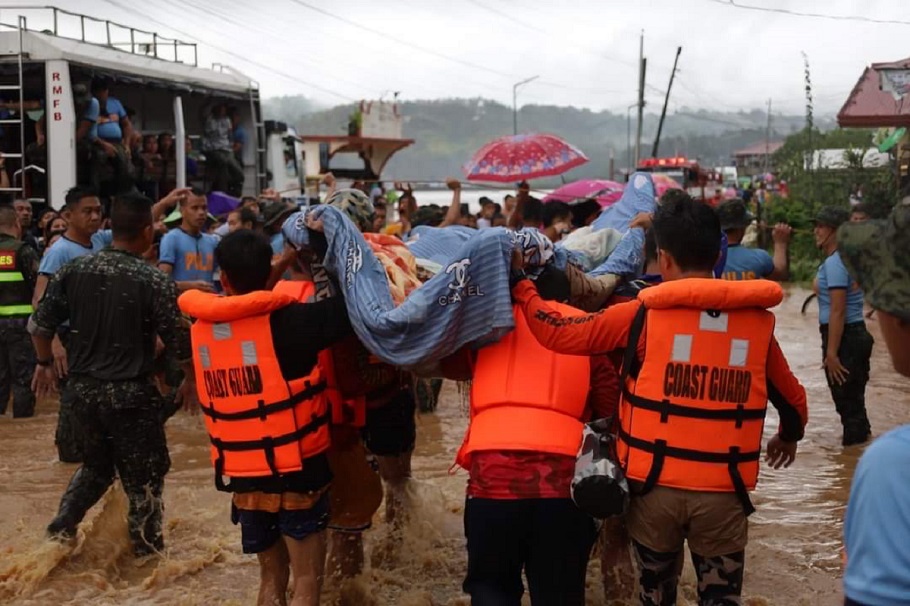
[814,206,850,229]
[479,196,494,207]
[716,199,754,231]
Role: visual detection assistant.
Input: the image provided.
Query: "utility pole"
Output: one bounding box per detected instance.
[652,46,682,158]
[763,98,772,174]
[512,75,539,135]
[627,102,637,176]
[634,31,646,166]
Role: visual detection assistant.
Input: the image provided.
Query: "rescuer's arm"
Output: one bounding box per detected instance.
[27,266,71,398]
[512,279,641,355]
[767,223,792,281]
[824,289,850,386]
[152,274,197,411]
[587,355,620,420]
[564,263,620,312]
[438,178,462,228]
[766,336,808,444]
[279,296,353,355]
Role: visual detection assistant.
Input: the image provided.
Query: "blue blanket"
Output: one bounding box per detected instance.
[589,172,658,277]
[284,207,558,368]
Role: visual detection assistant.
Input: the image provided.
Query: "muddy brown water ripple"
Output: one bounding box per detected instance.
[0,288,905,604]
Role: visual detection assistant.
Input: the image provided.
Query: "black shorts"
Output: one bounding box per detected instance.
[231,492,330,554]
[362,387,417,457]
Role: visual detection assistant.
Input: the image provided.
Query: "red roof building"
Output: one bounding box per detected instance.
[733,141,784,177]
[838,57,910,128]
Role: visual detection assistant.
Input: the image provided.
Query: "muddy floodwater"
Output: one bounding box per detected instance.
[1,287,906,605]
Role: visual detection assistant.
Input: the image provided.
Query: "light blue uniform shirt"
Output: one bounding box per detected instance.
[96,96,127,141]
[721,244,774,281]
[38,230,111,276]
[844,425,910,605]
[158,228,218,283]
[82,98,100,141]
[817,251,864,325]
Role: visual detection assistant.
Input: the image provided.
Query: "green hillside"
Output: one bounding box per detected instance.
[263,96,838,183]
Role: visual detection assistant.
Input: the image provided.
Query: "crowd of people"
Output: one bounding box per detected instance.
[0,171,907,606]
[1,78,244,203]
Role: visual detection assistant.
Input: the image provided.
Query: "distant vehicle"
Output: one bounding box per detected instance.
[637,156,724,202]
[715,165,739,188]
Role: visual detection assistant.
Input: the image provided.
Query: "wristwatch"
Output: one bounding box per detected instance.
[36,357,53,367]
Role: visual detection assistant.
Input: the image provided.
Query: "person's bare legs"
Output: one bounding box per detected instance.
[285,530,328,606]
[327,530,364,578]
[257,540,290,606]
[377,452,412,525]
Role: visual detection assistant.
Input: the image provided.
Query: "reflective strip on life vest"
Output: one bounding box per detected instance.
[200,379,327,422]
[617,427,759,516]
[0,304,33,316]
[211,409,332,491]
[0,272,25,282]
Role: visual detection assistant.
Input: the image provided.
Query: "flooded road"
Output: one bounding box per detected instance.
[0,287,906,605]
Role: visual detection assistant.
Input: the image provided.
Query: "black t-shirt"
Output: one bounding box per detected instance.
[227,296,354,494]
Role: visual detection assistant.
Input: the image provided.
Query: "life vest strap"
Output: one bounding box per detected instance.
[201,380,327,422]
[622,385,766,426]
[210,410,332,492]
[618,428,758,516]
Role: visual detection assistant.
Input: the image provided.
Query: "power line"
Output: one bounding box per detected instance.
[464,0,638,70]
[287,0,516,79]
[706,0,910,26]
[99,0,361,101]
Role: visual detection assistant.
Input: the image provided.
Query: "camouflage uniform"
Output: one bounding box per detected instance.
[29,247,189,555]
[839,196,910,322]
[635,540,745,606]
[0,234,39,418]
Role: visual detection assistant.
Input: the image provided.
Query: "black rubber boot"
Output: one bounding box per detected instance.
[46,467,114,540]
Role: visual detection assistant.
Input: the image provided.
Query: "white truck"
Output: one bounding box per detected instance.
[0,7,412,209]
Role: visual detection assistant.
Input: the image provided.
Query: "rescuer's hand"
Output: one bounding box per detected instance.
[824,352,850,386]
[510,247,525,271]
[176,377,199,415]
[52,336,68,379]
[305,211,325,233]
[765,435,797,469]
[772,223,793,244]
[31,364,58,400]
[629,212,654,230]
[320,172,336,187]
[445,177,461,191]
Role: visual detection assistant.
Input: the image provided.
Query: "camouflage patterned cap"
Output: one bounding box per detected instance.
[814,206,850,229]
[838,197,910,321]
[326,188,374,233]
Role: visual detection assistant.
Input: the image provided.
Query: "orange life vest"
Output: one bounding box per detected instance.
[456,303,591,469]
[179,289,331,490]
[616,278,783,515]
[272,279,367,427]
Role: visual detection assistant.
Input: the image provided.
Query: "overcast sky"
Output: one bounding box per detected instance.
[7,0,910,115]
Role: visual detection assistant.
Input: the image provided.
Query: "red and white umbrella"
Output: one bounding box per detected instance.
[463,133,588,183]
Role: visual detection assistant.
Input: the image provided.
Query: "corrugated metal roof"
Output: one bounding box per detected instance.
[837,57,910,128]
[733,141,783,157]
[0,30,251,95]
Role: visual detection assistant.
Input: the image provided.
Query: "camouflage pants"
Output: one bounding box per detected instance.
[55,377,84,462]
[0,319,36,418]
[634,540,744,606]
[49,377,171,555]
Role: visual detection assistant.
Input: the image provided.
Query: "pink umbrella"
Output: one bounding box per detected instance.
[651,173,683,197]
[463,133,588,183]
[542,179,624,208]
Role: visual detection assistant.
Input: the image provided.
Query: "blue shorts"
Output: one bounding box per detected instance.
[231,492,330,554]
